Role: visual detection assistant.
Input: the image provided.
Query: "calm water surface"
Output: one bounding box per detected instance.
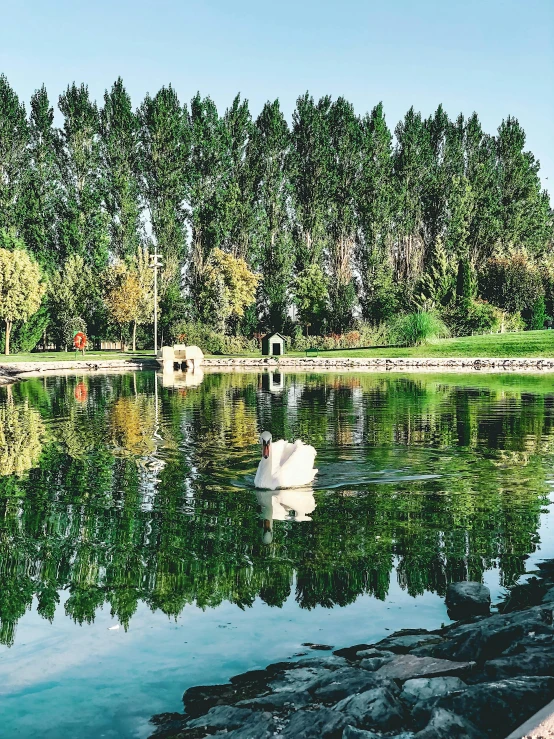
[1,369,554,738]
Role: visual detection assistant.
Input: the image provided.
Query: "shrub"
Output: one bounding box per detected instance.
[500,311,526,333]
[529,295,548,330]
[389,311,450,346]
[445,299,502,336]
[171,321,257,355]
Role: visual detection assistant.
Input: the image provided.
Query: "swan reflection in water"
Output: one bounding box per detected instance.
[256,487,316,544]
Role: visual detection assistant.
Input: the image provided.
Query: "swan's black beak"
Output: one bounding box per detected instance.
[262,440,270,459]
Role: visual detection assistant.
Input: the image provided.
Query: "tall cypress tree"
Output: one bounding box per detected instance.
[100,78,143,260]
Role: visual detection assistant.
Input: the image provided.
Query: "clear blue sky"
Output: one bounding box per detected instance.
[1,0,552,195]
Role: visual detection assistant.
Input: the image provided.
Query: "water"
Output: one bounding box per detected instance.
[1,369,554,738]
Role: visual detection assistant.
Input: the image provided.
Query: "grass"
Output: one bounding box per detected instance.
[0,350,155,364]
[208,330,554,359]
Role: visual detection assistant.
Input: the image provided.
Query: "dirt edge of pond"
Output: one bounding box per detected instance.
[0,358,159,385]
[149,560,554,739]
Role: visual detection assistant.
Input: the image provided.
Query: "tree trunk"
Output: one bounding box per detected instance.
[5,320,11,355]
[132,321,137,352]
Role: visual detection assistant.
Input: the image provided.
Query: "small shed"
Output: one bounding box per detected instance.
[262,332,286,356]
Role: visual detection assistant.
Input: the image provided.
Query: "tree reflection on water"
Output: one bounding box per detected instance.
[0,370,552,646]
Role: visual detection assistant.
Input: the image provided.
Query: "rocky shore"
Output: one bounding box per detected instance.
[203,356,554,372]
[149,562,554,739]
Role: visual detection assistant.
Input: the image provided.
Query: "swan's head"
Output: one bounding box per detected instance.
[260,431,272,459]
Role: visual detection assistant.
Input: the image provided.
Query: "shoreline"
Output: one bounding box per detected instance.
[149,562,554,739]
[1,354,554,386]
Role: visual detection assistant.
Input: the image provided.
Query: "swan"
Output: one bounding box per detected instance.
[254,431,318,490]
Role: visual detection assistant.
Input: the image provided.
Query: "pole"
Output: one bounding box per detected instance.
[154,245,158,355]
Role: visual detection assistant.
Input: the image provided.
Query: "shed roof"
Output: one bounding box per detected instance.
[263,332,286,341]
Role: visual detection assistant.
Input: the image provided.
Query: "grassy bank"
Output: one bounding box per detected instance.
[0,351,154,363]
[299,330,554,358]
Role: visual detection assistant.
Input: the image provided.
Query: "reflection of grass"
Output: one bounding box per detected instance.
[0,351,154,363]
[210,330,554,359]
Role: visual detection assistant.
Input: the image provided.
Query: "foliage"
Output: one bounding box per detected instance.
[0,399,44,476]
[389,311,450,346]
[446,298,503,336]
[481,252,544,315]
[198,248,259,332]
[171,320,258,355]
[61,316,87,350]
[293,263,328,334]
[530,295,548,330]
[0,235,45,354]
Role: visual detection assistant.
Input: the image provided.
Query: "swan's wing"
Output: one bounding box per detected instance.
[271,439,295,468]
[276,441,318,488]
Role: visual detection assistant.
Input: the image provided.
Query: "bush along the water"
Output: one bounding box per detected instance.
[389,311,450,346]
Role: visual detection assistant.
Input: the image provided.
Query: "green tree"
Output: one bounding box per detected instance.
[326,98,361,331]
[57,83,109,269]
[0,75,28,232]
[48,254,98,346]
[290,93,331,271]
[16,85,61,272]
[294,262,328,335]
[249,100,293,330]
[100,78,143,260]
[0,234,46,354]
[357,102,395,319]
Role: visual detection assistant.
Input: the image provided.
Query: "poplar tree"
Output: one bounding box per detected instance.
[100,78,143,260]
[249,100,293,331]
[57,83,109,269]
[0,75,28,232]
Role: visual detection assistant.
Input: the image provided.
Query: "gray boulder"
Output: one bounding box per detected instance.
[236,689,311,710]
[415,708,481,738]
[445,581,491,618]
[401,677,466,705]
[436,676,554,736]
[333,686,408,732]
[311,668,391,703]
[376,654,473,681]
[543,586,554,604]
[187,705,256,730]
[225,711,277,738]
[281,707,348,737]
[374,633,443,654]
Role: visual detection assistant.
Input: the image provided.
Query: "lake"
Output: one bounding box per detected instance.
[1,369,553,738]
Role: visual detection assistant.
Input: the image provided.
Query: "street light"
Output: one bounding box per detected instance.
[149,248,163,354]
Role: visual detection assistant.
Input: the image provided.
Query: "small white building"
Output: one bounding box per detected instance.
[261,332,286,356]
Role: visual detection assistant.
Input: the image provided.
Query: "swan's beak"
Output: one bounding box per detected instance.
[262,440,270,459]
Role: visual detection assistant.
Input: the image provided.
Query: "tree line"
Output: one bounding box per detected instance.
[0,74,552,352]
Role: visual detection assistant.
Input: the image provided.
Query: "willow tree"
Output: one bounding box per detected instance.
[0,235,45,354]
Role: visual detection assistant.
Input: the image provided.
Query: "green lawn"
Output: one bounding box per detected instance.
[289,330,554,358]
[0,351,155,364]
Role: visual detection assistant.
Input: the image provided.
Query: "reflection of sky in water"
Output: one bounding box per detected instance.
[0,369,553,738]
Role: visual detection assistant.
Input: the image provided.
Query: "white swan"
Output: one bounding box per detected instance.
[256,488,316,544]
[254,431,318,490]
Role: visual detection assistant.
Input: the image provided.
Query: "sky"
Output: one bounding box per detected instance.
[1,0,553,195]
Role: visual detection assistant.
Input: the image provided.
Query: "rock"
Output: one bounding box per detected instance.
[445,581,491,618]
[281,707,348,737]
[484,644,554,679]
[311,667,393,703]
[436,676,554,736]
[187,705,256,730]
[236,690,311,710]
[225,711,277,738]
[415,708,481,738]
[342,727,383,738]
[334,643,374,661]
[374,633,443,654]
[401,677,466,705]
[355,648,395,659]
[360,656,394,671]
[270,666,335,693]
[543,586,554,604]
[333,686,408,732]
[376,654,473,681]
[302,642,335,651]
[182,683,236,718]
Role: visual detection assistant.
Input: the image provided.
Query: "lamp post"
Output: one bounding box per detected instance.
[149,247,163,354]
